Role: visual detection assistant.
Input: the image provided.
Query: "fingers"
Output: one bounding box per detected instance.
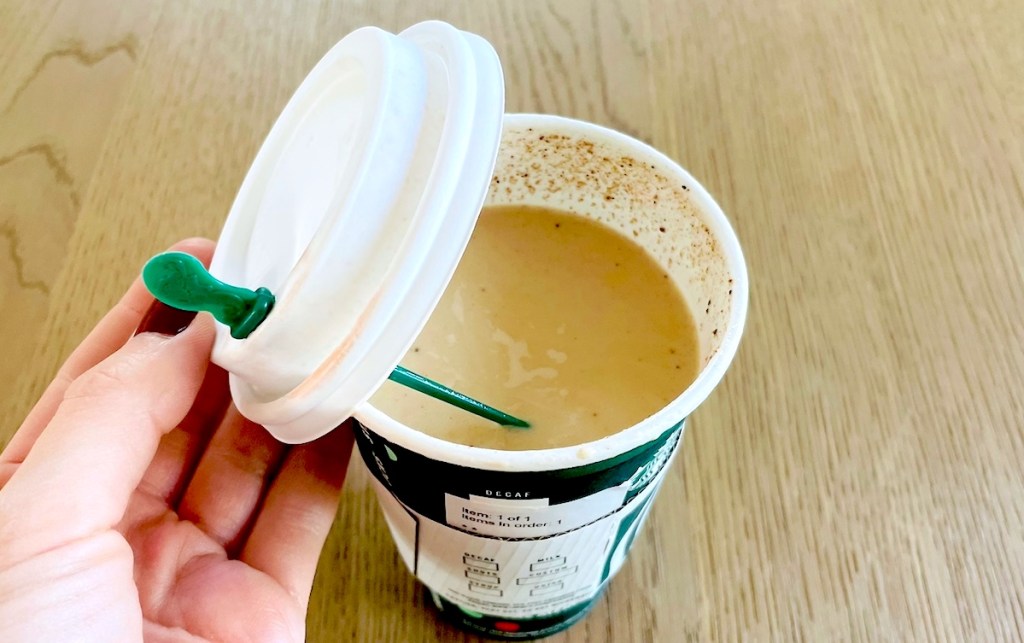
[241,423,355,608]
[0,316,215,569]
[1,238,215,468]
[0,463,16,490]
[176,406,287,553]
[135,364,231,505]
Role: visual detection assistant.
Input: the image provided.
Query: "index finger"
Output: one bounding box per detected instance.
[0,238,215,468]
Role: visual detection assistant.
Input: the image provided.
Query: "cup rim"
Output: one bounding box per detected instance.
[355,113,749,472]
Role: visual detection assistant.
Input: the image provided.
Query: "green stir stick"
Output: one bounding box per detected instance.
[142,252,529,428]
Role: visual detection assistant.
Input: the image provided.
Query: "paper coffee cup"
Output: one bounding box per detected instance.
[353,114,748,639]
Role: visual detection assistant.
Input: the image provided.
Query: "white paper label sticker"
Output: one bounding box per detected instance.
[442,482,629,539]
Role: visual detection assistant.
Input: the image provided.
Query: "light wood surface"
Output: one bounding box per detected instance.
[2,0,1022,640]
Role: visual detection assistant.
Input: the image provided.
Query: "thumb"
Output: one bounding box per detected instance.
[0,316,215,569]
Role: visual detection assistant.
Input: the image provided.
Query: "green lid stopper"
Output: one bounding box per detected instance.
[141,252,530,428]
[142,252,274,339]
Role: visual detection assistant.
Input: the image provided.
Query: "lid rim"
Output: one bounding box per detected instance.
[209,21,507,444]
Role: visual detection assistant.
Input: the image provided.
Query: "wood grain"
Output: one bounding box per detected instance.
[0,0,163,421]
[1,0,1022,641]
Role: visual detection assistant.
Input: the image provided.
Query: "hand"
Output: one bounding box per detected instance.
[0,238,355,643]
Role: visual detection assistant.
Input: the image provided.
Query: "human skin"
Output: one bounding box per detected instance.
[0,238,354,642]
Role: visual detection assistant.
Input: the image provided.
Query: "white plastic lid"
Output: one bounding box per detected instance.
[207,21,505,443]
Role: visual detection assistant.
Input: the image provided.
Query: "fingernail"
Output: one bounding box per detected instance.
[136,301,198,337]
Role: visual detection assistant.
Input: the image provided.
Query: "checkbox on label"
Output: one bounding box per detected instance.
[530,556,567,571]
[463,555,499,571]
[516,566,578,585]
[468,582,503,597]
[466,568,500,583]
[529,581,564,597]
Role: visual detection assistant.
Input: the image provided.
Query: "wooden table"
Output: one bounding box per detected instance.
[2,1,1022,640]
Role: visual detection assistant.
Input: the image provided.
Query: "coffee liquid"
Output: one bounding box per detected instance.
[371,205,700,450]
